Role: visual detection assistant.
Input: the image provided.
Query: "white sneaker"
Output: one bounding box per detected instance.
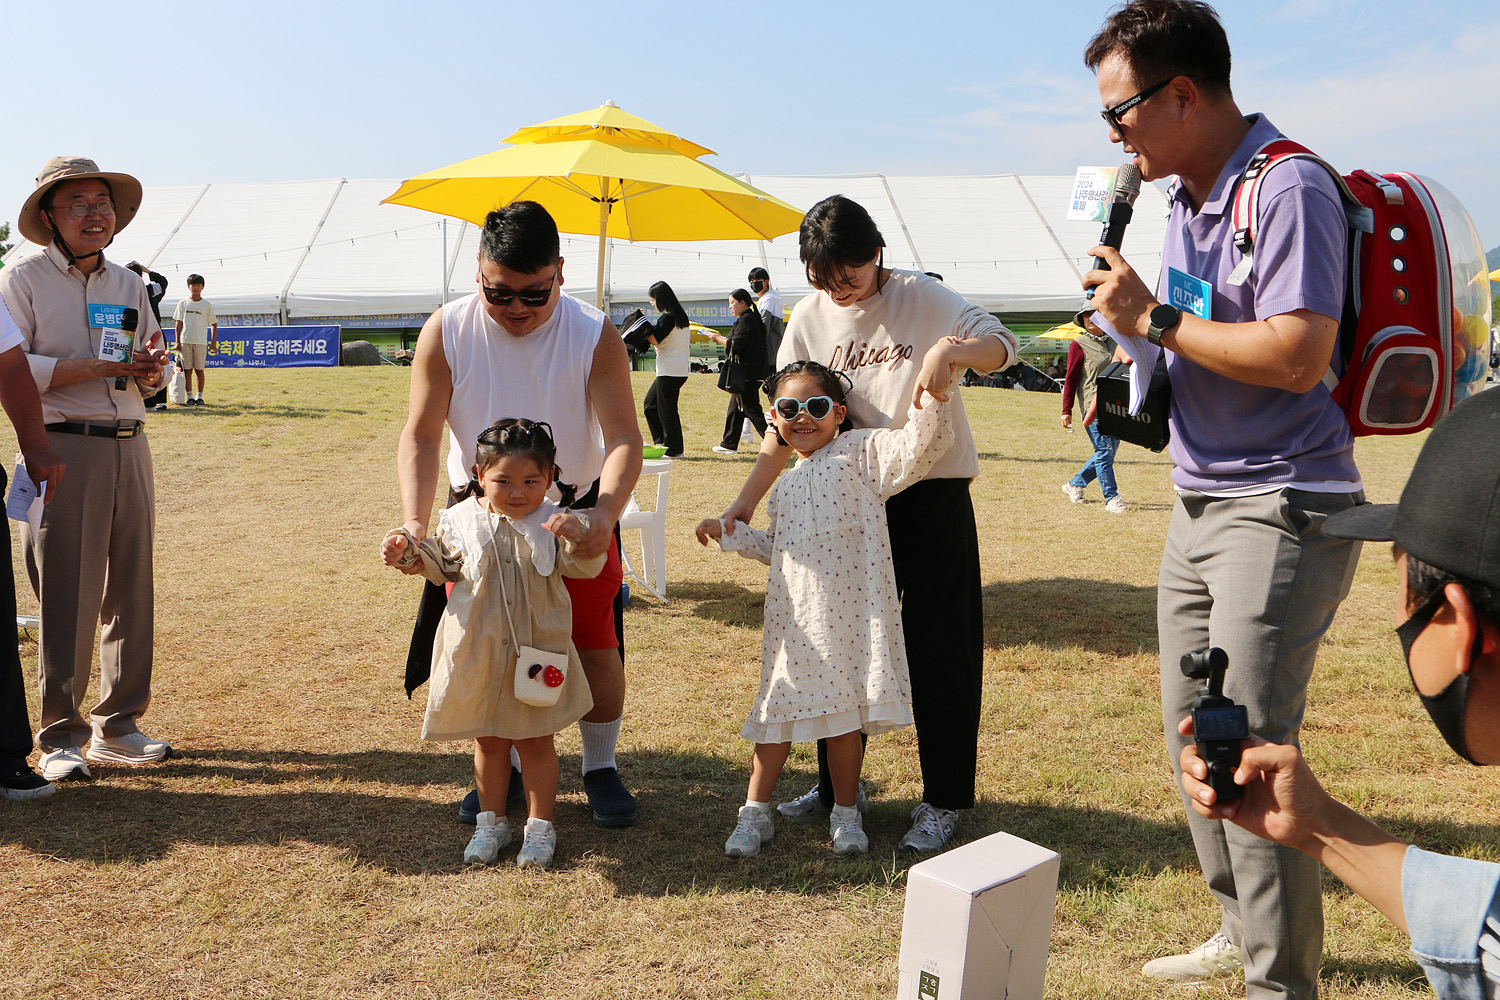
[1061,482,1086,504]
[463,811,512,864]
[39,747,91,782]
[711,445,737,455]
[724,804,775,858]
[1105,496,1128,513]
[86,731,172,765]
[829,806,869,855]
[1141,932,1244,982]
[899,802,959,852]
[776,782,868,823]
[516,817,556,869]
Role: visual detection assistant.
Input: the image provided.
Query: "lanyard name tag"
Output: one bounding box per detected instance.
[1167,267,1212,322]
[89,302,127,329]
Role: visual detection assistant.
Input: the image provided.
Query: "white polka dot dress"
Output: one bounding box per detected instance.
[719,397,954,744]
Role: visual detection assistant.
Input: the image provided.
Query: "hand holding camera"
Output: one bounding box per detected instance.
[1181,647,1250,803]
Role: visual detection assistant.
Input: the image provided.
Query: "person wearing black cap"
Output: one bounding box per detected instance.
[1178,386,1500,999]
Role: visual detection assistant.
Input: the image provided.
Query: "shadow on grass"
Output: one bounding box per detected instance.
[0,746,1188,898]
[160,402,368,419]
[668,580,767,629]
[983,577,1159,656]
[977,450,1169,468]
[1319,954,1428,994]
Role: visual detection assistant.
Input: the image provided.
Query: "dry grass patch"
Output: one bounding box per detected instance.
[0,366,1487,998]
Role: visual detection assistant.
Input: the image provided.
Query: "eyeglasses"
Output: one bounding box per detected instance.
[49,198,115,219]
[1100,77,1176,135]
[480,272,556,307]
[773,395,837,421]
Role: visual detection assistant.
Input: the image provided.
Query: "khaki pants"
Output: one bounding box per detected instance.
[22,429,156,750]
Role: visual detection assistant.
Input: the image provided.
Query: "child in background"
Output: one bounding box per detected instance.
[695,361,954,857]
[382,419,602,869]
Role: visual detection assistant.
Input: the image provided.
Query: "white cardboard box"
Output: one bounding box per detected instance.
[896,831,1061,1000]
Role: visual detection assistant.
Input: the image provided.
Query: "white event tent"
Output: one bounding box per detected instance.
[1,173,1169,329]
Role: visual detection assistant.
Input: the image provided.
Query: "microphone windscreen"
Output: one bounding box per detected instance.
[1114,165,1142,206]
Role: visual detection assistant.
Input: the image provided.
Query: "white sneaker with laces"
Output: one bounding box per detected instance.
[86,731,172,765]
[829,806,869,855]
[724,805,775,858]
[1141,932,1244,982]
[463,811,512,864]
[899,802,958,852]
[39,747,91,782]
[1105,496,1128,513]
[516,817,556,869]
[1061,482,1086,504]
[776,782,868,823]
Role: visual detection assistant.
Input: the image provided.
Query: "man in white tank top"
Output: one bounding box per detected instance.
[396,201,643,828]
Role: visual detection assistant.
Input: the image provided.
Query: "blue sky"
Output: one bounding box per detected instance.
[3,0,1497,259]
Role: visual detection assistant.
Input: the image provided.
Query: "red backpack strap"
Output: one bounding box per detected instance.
[1226,139,1358,287]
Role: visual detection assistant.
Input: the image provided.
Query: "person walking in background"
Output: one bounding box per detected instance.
[697,362,954,858]
[384,419,603,869]
[708,288,770,455]
[1084,3,1364,994]
[172,274,216,406]
[748,267,785,362]
[1060,307,1126,512]
[719,194,1016,852]
[0,294,66,800]
[0,156,171,783]
[641,280,691,458]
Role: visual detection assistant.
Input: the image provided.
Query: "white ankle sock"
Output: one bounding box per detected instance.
[579,716,621,775]
[744,798,770,810]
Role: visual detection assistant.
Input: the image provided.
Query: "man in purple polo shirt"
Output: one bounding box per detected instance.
[1083,3,1363,997]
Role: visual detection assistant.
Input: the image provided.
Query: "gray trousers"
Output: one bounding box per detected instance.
[1159,488,1362,1000]
[21,429,156,750]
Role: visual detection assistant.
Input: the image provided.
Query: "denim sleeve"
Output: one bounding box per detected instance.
[1402,845,1500,999]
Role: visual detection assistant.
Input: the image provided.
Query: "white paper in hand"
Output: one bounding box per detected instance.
[7,462,43,535]
[1086,312,1161,415]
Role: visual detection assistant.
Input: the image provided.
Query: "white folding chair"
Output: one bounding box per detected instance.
[618,458,671,602]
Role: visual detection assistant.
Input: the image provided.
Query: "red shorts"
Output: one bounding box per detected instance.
[563,536,623,650]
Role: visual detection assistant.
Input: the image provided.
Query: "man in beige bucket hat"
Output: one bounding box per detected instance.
[0,156,171,783]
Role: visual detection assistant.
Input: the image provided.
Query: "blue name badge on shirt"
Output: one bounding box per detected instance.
[1166,268,1212,322]
[89,303,128,329]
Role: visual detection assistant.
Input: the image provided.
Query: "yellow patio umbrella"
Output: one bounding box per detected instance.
[383,101,804,308]
[1019,321,1086,355]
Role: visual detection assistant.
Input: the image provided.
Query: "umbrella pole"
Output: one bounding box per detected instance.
[594,189,610,310]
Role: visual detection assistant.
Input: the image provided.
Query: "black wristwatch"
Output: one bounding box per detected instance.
[1147,303,1181,346]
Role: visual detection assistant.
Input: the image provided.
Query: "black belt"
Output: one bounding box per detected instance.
[47,421,143,440]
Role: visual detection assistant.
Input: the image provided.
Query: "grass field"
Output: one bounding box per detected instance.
[0,366,1488,999]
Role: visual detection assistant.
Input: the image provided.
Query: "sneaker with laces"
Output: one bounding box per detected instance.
[899,802,959,852]
[38,747,91,782]
[86,731,172,765]
[463,811,512,864]
[724,804,775,858]
[776,782,868,823]
[1105,496,1128,513]
[1,764,57,801]
[1141,932,1244,982]
[1061,482,1086,504]
[829,806,869,855]
[516,818,556,869]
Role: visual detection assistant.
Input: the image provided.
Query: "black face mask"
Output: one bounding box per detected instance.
[1396,585,1484,765]
[750,280,765,294]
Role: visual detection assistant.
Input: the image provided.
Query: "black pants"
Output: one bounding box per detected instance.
[0,468,35,766]
[817,477,984,811]
[718,382,767,450]
[643,376,687,456]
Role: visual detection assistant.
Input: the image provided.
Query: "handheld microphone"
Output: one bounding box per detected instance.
[116,307,138,391]
[1086,165,1142,298]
